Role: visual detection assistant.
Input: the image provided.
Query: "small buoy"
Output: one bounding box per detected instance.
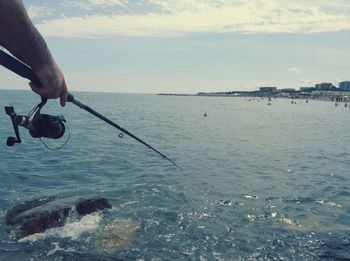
[204,112,207,117]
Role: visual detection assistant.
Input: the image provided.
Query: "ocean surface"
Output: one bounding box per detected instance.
[0,90,349,260]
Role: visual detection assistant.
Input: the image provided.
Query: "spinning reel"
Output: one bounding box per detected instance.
[5,98,66,147]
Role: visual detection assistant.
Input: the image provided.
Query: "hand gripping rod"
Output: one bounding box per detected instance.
[0,49,180,169]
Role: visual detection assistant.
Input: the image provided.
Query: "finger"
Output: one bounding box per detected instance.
[60,81,68,107]
[29,82,44,96]
[29,81,61,99]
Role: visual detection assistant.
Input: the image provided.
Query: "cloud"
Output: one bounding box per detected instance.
[300,79,316,86]
[31,0,350,38]
[27,6,52,19]
[88,0,128,7]
[287,67,302,75]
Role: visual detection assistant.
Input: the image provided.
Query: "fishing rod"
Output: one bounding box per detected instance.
[0,49,180,169]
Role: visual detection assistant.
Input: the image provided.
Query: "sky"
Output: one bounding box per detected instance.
[1,0,350,94]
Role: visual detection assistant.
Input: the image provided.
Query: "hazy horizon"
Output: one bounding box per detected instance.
[1,0,349,94]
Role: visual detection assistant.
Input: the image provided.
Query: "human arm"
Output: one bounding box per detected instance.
[0,0,67,106]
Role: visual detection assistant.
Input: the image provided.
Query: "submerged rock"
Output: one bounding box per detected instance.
[6,196,112,239]
[94,219,140,252]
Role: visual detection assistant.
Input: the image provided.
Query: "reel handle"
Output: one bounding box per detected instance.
[6,137,18,147]
[5,106,22,146]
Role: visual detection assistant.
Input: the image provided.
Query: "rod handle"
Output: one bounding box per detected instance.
[67,93,75,102]
[0,49,40,85]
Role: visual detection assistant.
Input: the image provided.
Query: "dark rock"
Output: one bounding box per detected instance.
[6,196,112,239]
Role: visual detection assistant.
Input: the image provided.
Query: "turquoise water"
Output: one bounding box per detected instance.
[0,90,349,260]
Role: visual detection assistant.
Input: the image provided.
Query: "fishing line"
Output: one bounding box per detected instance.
[39,123,71,151]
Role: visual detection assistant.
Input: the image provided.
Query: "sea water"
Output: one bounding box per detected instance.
[0,90,349,260]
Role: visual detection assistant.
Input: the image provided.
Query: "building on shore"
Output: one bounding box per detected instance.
[315,82,334,91]
[280,88,297,93]
[189,80,350,99]
[339,81,350,91]
[259,87,277,93]
[300,87,315,92]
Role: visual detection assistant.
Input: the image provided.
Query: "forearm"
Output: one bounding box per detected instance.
[0,0,53,70]
[0,0,68,106]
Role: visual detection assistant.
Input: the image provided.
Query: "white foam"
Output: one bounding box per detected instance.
[46,243,64,256]
[18,213,102,243]
[0,209,6,218]
[244,194,259,199]
[120,201,139,207]
[316,200,341,208]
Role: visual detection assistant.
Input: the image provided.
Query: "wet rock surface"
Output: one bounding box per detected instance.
[6,196,112,239]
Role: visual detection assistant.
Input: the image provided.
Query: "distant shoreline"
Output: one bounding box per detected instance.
[158,91,350,103]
